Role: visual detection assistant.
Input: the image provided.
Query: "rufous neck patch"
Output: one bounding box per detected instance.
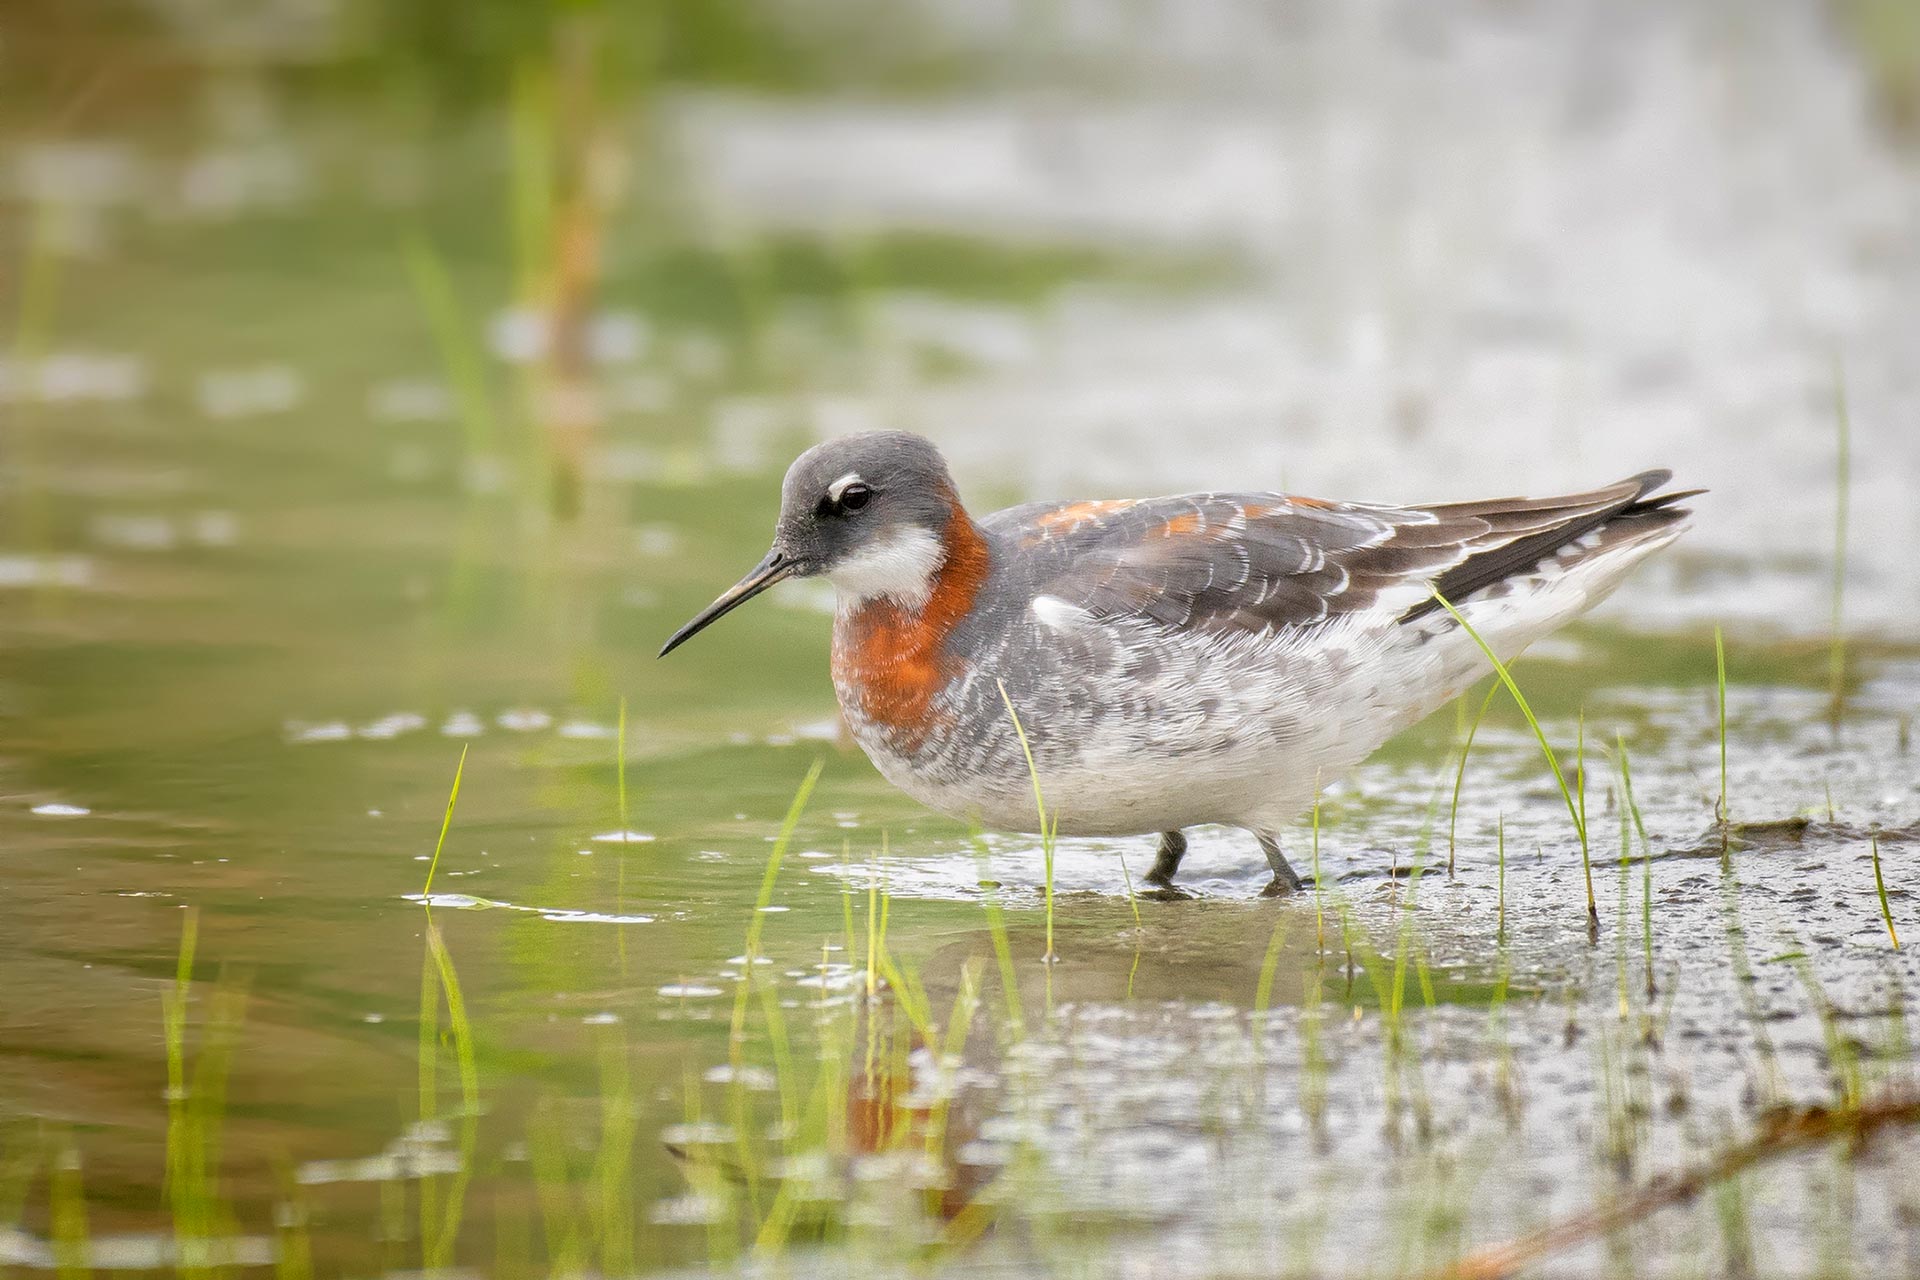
[832,505,991,749]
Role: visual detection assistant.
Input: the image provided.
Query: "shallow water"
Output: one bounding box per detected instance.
[4,1,1920,1276]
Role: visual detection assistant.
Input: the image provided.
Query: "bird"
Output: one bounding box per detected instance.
[659,431,1697,896]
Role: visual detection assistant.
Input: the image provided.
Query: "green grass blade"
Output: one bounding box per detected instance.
[732,759,825,1049]
[995,679,1058,962]
[1117,851,1142,930]
[421,745,469,898]
[1872,834,1901,951]
[749,762,826,936]
[1448,682,1501,875]
[994,678,1047,836]
[1429,590,1590,905]
[162,908,199,1218]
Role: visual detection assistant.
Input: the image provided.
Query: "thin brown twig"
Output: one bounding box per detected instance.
[1428,1094,1920,1280]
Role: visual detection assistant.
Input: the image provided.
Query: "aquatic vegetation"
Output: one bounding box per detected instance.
[1871,833,1901,950]
[49,1140,87,1280]
[1614,735,1657,1002]
[418,921,480,1269]
[996,679,1059,964]
[731,759,824,1049]
[1250,918,1288,1094]
[1448,682,1500,876]
[968,829,1025,1036]
[1430,589,1594,922]
[420,744,469,899]
[163,909,246,1280]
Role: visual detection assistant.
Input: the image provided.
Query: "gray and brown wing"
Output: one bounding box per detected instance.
[987,473,1695,636]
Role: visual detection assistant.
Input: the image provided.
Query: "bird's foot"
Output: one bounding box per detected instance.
[1144,830,1188,894]
[1255,834,1306,897]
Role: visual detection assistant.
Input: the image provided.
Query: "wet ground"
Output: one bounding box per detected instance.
[3,1,1919,1276]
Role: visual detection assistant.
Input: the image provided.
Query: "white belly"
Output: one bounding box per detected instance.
[842,616,1474,838]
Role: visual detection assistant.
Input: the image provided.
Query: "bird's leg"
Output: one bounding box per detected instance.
[1145,829,1188,888]
[1257,834,1305,897]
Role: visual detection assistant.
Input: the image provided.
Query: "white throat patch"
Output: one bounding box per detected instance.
[828,526,944,609]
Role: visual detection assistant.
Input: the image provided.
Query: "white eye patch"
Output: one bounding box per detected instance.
[826,472,866,503]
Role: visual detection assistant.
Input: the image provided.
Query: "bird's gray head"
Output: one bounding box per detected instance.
[659,432,963,656]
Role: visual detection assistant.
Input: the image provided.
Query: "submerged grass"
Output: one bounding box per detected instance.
[1718,857,1782,1105]
[1254,921,1289,1020]
[415,943,437,1233]
[1782,947,1864,1108]
[1617,736,1657,1000]
[1300,963,1330,1136]
[161,909,247,1280]
[421,922,480,1269]
[411,737,479,1272]
[592,1035,639,1277]
[969,829,1025,1036]
[50,1141,87,1280]
[731,759,825,1051]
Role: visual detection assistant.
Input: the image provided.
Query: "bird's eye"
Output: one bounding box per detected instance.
[837,483,872,514]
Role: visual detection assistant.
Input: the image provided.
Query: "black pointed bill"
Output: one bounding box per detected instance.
[658,548,798,657]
